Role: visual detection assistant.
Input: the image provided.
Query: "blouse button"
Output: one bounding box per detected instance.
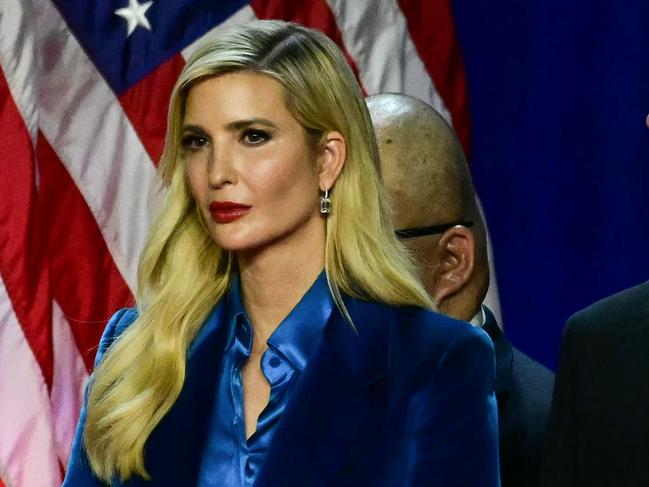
[245,459,254,477]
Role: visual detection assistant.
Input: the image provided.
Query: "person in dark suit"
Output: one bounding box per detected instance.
[368,93,554,487]
[539,114,649,487]
[540,280,649,487]
[63,21,499,486]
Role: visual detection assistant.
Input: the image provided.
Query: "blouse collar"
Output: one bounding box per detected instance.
[226,271,334,371]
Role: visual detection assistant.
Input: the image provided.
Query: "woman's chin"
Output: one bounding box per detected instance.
[211,232,265,254]
[213,238,252,253]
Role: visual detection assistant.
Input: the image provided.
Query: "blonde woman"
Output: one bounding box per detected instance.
[63,20,499,486]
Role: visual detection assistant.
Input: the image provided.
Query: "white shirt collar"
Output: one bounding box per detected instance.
[469,305,486,328]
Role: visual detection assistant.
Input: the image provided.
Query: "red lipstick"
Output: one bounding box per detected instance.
[209,201,251,224]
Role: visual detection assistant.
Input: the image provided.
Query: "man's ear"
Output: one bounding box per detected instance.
[318,131,346,191]
[432,226,476,305]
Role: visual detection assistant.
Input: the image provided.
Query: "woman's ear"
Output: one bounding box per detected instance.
[318,131,346,191]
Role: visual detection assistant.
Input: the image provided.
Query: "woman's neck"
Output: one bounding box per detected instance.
[237,216,326,350]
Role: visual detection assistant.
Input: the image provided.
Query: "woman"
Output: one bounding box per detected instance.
[64,20,499,486]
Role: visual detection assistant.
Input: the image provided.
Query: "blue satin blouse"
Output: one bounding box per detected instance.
[197,271,334,486]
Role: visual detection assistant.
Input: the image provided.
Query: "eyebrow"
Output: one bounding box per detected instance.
[181,124,209,136]
[226,118,277,130]
[181,118,277,134]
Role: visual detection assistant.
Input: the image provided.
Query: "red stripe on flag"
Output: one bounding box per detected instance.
[0,68,54,388]
[36,134,134,371]
[397,0,471,155]
[118,54,186,165]
[250,0,367,94]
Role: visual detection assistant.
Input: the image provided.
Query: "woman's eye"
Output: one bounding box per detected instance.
[242,129,270,145]
[181,134,208,150]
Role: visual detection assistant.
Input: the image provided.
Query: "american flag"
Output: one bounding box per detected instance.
[0,1,487,485]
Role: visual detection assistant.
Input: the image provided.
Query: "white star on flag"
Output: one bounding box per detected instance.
[115,0,154,37]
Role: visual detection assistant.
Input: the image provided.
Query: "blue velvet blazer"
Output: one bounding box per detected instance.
[64,297,500,486]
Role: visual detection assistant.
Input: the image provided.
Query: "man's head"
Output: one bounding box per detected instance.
[367,93,488,321]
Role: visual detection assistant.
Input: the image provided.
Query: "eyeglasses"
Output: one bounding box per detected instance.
[395,221,473,239]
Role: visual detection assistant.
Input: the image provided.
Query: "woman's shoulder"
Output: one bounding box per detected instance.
[338,300,495,406]
[345,299,494,378]
[392,305,494,367]
[377,305,496,408]
[94,307,139,366]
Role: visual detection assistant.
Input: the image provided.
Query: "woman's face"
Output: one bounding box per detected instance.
[182,72,323,253]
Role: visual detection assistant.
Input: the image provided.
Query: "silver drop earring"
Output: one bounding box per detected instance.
[320,188,331,214]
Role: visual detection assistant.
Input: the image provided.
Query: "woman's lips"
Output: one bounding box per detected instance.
[209,201,252,224]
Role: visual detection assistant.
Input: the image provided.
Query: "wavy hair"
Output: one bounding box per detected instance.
[83,20,433,481]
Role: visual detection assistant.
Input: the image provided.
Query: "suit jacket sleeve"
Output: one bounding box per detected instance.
[62,308,139,486]
[406,328,501,487]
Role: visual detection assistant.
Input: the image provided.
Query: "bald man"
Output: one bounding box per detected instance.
[368,93,553,487]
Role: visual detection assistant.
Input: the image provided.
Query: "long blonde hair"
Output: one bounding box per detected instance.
[83,20,433,481]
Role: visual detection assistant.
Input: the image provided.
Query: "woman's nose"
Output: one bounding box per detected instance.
[207,142,237,188]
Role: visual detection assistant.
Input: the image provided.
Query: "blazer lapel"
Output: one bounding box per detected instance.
[255,298,391,486]
[140,302,230,485]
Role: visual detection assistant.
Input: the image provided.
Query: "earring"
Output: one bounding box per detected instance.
[320,188,331,214]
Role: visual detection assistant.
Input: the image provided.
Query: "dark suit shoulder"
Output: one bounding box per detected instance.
[510,347,554,408]
[562,279,649,391]
[568,280,649,337]
[541,281,649,487]
[506,347,554,452]
[500,349,554,487]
